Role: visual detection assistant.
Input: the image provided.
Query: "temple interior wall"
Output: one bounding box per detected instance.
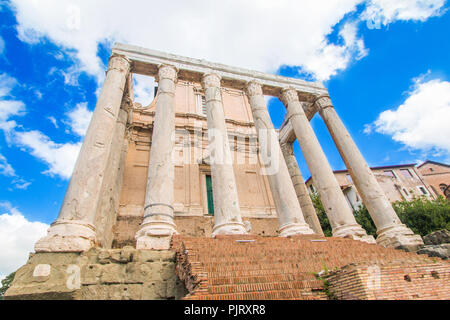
[112,80,278,246]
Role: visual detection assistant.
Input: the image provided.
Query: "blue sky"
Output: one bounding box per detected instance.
[0,0,450,278]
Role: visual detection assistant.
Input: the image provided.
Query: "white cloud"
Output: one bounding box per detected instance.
[0,202,49,278]
[9,0,373,83]
[65,102,92,136]
[0,74,26,141]
[369,77,450,158]
[133,74,156,106]
[301,21,368,80]
[0,73,18,98]
[11,178,32,190]
[0,153,32,190]
[14,130,81,179]
[0,153,15,176]
[47,116,58,128]
[362,0,446,26]
[0,72,82,180]
[8,1,447,84]
[0,100,26,134]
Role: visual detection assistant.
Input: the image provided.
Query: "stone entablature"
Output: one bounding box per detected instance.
[112,43,327,100]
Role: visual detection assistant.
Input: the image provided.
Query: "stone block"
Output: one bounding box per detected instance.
[160,262,176,281]
[142,281,167,300]
[28,252,81,265]
[423,230,450,245]
[160,251,176,262]
[125,262,151,284]
[134,250,163,262]
[98,250,111,264]
[100,264,126,284]
[81,264,102,285]
[417,244,450,260]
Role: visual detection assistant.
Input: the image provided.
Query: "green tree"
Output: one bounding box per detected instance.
[0,272,15,299]
[310,193,332,237]
[393,196,450,237]
[353,206,377,237]
[312,194,449,238]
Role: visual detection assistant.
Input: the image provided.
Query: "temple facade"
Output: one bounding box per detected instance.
[33,43,424,252]
[113,78,281,245]
[9,44,450,301]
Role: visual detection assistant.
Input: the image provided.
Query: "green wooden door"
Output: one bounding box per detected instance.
[206,175,214,215]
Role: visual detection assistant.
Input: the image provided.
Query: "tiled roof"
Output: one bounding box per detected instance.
[171,235,446,300]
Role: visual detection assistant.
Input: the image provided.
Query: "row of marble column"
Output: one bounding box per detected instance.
[35,55,423,253]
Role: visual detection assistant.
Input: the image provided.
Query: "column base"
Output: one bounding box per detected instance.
[333,224,376,244]
[212,222,248,237]
[279,222,315,237]
[34,220,97,253]
[135,221,178,250]
[376,224,424,251]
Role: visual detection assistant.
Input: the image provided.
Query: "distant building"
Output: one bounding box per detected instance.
[306,164,437,211]
[417,160,450,200]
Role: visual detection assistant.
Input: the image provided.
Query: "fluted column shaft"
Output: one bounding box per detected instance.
[35,54,131,252]
[316,96,423,249]
[245,81,314,236]
[135,65,178,249]
[280,142,324,235]
[280,88,374,243]
[202,73,247,236]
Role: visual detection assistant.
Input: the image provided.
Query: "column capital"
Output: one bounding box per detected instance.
[280,87,299,105]
[313,94,333,112]
[107,54,131,74]
[201,73,222,89]
[155,64,178,83]
[245,80,263,97]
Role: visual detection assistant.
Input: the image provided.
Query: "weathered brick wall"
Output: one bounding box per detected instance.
[5,247,187,300]
[326,263,450,300]
[172,235,450,300]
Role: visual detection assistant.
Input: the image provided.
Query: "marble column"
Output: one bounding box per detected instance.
[135,65,178,250]
[202,73,247,236]
[280,88,375,243]
[94,108,129,248]
[245,81,314,236]
[35,54,131,252]
[315,95,424,250]
[280,142,324,236]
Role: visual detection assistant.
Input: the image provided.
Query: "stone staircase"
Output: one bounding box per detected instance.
[172,234,449,300]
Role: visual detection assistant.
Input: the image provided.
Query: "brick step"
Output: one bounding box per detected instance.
[186,254,425,263]
[208,273,318,285]
[186,260,427,274]
[205,279,325,295]
[173,235,444,300]
[183,289,328,300]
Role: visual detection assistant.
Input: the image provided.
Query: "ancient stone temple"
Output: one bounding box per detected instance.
[5,44,449,300]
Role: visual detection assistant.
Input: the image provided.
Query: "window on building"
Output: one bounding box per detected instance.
[418,186,428,195]
[346,174,353,183]
[440,184,448,192]
[400,169,413,179]
[196,94,207,116]
[384,170,395,178]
